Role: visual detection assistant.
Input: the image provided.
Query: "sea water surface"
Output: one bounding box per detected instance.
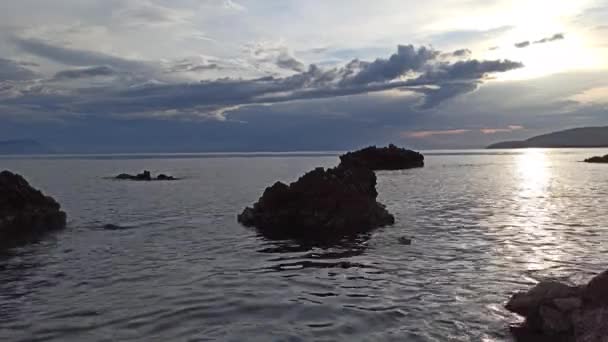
[1,149,608,342]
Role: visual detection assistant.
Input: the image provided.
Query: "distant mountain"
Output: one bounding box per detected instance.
[487,127,608,149]
[0,139,53,154]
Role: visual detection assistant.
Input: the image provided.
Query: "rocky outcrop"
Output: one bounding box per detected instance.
[339,144,424,170]
[115,170,177,181]
[506,270,608,342]
[584,155,608,164]
[0,170,66,245]
[238,166,394,239]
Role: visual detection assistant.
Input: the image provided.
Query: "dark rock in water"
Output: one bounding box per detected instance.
[238,166,394,239]
[398,236,412,245]
[0,170,66,246]
[114,170,177,181]
[156,174,176,181]
[339,144,424,170]
[506,270,608,342]
[102,224,126,230]
[584,155,608,163]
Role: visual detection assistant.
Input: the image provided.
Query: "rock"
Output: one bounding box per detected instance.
[116,173,133,180]
[0,170,66,246]
[506,281,581,317]
[114,170,177,181]
[156,174,176,181]
[584,155,608,163]
[399,236,412,245]
[538,304,572,334]
[572,307,608,342]
[553,297,583,312]
[238,166,395,239]
[506,271,608,342]
[339,144,424,170]
[583,270,608,307]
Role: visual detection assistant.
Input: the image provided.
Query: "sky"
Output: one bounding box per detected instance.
[0,0,607,152]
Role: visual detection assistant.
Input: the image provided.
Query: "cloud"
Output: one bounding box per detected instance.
[452,49,472,57]
[429,25,514,47]
[1,44,523,121]
[12,37,152,73]
[480,125,524,134]
[513,33,565,49]
[533,33,565,44]
[347,45,439,85]
[54,65,118,79]
[112,1,191,27]
[167,58,222,73]
[276,53,305,72]
[405,125,524,138]
[404,129,470,138]
[222,0,245,11]
[0,58,39,81]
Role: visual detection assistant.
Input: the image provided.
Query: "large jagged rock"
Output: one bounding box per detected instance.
[0,170,67,245]
[506,270,608,342]
[238,166,395,239]
[339,144,424,170]
[584,155,608,164]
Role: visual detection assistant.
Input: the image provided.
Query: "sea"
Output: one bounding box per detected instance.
[1,148,607,342]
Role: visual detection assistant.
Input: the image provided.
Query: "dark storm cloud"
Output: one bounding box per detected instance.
[347,45,439,85]
[1,44,523,120]
[54,66,118,79]
[0,58,39,80]
[514,41,530,48]
[533,33,565,44]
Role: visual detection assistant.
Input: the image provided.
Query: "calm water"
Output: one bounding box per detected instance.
[1,149,608,342]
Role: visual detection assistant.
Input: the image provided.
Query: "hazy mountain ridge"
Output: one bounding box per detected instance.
[0,139,53,154]
[487,126,608,149]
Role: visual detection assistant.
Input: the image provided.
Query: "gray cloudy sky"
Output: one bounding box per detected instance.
[0,0,607,151]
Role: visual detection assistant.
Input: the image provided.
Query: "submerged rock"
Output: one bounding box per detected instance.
[584,155,608,163]
[339,144,424,170]
[0,170,66,245]
[506,270,608,342]
[238,166,394,239]
[115,170,177,181]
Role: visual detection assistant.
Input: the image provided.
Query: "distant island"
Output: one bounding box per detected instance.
[0,139,53,154]
[487,126,608,149]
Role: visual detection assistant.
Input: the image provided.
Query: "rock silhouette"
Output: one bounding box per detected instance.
[0,170,67,246]
[239,145,423,240]
[506,270,608,341]
[339,144,424,170]
[584,154,608,164]
[115,170,177,181]
[238,165,394,239]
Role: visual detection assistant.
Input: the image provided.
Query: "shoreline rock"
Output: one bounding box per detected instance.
[339,144,424,170]
[506,270,608,341]
[584,155,608,164]
[115,170,177,181]
[0,170,67,246]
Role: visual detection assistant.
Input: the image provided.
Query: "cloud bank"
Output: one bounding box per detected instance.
[1,42,523,121]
